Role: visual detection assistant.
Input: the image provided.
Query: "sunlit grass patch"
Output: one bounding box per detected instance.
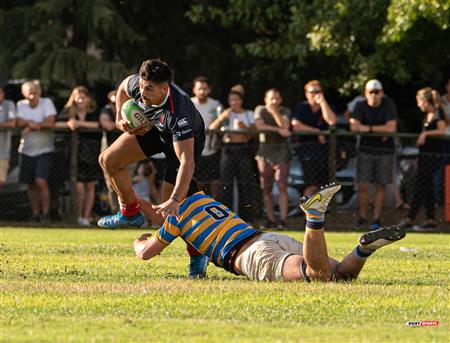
[1,228,448,342]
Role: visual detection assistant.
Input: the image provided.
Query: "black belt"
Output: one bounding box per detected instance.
[223,231,262,275]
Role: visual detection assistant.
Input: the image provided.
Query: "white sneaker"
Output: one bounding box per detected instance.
[78,217,91,226]
[299,183,341,213]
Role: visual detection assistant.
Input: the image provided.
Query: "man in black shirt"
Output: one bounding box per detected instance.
[98,59,207,278]
[291,80,337,197]
[350,79,397,230]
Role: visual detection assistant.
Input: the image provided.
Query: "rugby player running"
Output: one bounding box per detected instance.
[98,59,209,278]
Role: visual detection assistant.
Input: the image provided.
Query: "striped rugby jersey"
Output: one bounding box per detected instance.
[155,192,259,268]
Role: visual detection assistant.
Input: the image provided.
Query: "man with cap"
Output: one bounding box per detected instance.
[350,80,398,230]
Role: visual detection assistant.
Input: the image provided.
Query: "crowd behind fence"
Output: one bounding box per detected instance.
[0,127,448,230]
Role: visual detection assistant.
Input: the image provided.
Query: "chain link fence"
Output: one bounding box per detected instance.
[0,127,449,230]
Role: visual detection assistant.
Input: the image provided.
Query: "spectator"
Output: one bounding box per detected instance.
[291,80,337,197]
[191,76,223,199]
[441,78,450,134]
[132,160,160,204]
[398,88,447,231]
[55,86,102,226]
[344,95,365,122]
[254,88,291,229]
[0,85,17,187]
[99,89,120,212]
[350,79,397,230]
[16,80,56,223]
[209,90,255,222]
[99,90,120,147]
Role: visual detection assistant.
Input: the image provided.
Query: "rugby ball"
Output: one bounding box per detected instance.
[121,99,154,130]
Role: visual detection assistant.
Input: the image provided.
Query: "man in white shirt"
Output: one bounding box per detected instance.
[0,85,17,187]
[191,76,223,198]
[16,80,56,223]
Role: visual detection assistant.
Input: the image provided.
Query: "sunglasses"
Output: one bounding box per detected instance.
[368,90,381,95]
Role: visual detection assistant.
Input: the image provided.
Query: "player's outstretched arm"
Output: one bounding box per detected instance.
[137,197,164,226]
[134,234,166,260]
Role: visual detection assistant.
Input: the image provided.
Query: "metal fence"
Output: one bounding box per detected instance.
[0,127,449,230]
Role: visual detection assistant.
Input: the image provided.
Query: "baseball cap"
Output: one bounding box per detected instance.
[365,79,383,90]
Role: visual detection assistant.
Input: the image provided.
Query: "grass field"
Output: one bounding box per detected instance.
[1,227,449,342]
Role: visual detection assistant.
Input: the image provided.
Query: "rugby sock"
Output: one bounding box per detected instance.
[305,209,324,230]
[121,201,140,217]
[353,245,375,261]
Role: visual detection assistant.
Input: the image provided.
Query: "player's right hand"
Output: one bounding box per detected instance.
[116,119,149,136]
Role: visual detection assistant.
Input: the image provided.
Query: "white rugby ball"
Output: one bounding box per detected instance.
[121,99,154,130]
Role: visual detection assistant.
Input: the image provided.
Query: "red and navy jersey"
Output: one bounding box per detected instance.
[126,74,205,148]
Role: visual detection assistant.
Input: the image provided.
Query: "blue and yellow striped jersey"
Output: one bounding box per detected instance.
[155,192,258,268]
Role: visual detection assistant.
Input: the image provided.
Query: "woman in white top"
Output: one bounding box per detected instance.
[209,90,255,222]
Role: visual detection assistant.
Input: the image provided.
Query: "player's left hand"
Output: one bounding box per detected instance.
[152,198,180,218]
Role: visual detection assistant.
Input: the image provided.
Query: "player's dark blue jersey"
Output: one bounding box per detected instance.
[126,74,205,149]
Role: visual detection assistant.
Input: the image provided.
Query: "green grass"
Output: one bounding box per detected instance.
[1,228,449,342]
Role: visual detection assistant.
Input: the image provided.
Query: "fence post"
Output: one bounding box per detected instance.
[328,126,337,220]
[69,131,78,223]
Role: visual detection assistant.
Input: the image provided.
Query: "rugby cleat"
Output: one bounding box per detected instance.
[299,183,341,213]
[359,226,406,250]
[97,211,145,229]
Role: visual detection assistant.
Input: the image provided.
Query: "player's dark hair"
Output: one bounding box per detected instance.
[139,59,173,83]
[193,76,209,87]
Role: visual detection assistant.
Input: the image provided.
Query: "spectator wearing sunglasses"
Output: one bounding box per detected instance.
[350,79,398,230]
[291,80,336,198]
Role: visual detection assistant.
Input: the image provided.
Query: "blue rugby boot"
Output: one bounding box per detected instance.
[188,254,209,279]
[97,211,145,229]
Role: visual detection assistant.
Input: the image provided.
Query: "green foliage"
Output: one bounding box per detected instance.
[187,0,450,94]
[0,0,143,89]
[1,228,449,342]
[1,0,448,107]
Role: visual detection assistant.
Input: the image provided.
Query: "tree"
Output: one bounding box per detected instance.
[0,0,143,90]
[187,0,450,94]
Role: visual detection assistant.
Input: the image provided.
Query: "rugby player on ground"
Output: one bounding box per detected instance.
[133,184,406,282]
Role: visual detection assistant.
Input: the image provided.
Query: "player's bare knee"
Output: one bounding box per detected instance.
[99,150,121,173]
[98,150,108,170]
